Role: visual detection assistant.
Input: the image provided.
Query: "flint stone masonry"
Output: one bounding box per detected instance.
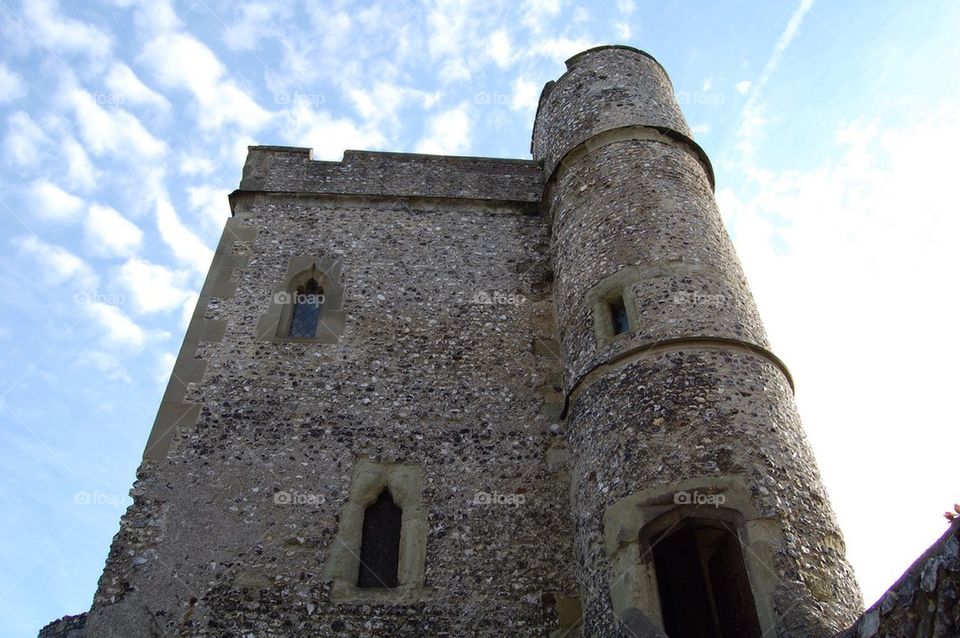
[835,521,960,638]
[239,147,544,204]
[38,614,86,638]
[49,44,947,637]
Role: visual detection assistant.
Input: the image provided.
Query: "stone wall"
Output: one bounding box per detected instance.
[38,614,86,638]
[82,155,579,635]
[239,147,543,204]
[53,44,876,638]
[534,45,862,636]
[836,520,959,638]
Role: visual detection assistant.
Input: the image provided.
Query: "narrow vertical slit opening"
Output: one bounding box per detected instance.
[609,294,630,335]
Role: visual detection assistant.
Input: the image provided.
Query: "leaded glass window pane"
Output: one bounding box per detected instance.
[289,279,323,337]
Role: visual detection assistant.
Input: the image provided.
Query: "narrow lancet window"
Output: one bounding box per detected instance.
[609,294,630,335]
[288,279,324,337]
[357,490,402,588]
[651,521,761,638]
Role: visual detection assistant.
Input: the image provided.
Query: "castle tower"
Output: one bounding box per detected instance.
[532,45,862,636]
[57,45,869,638]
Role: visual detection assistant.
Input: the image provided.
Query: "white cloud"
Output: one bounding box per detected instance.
[415,103,471,155]
[720,105,960,603]
[487,30,513,68]
[180,293,198,327]
[29,180,85,222]
[187,185,231,232]
[104,62,170,109]
[179,154,216,177]
[426,0,474,82]
[140,32,272,132]
[127,0,181,35]
[522,0,562,33]
[530,36,598,62]
[348,82,440,132]
[22,0,112,58]
[283,96,385,160]
[64,87,167,158]
[5,112,50,167]
[117,257,193,314]
[702,77,714,92]
[155,351,177,386]
[735,80,752,95]
[86,301,145,347]
[77,350,132,383]
[155,197,214,274]
[617,0,635,14]
[223,2,291,51]
[62,137,98,191]
[14,239,143,344]
[84,204,143,257]
[17,236,98,291]
[0,64,26,103]
[614,22,631,40]
[691,123,712,136]
[510,78,540,112]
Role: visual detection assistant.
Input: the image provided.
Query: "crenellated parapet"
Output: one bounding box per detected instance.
[239,147,544,204]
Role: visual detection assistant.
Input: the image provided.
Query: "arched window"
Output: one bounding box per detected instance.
[288,278,324,338]
[650,518,761,638]
[357,490,402,588]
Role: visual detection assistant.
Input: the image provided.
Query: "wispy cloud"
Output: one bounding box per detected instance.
[63,86,167,158]
[154,197,213,274]
[415,102,471,154]
[28,179,85,222]
[0,63,26,103]
[21,0,112,59]
[84,204,143,257]
[140,31,272,132]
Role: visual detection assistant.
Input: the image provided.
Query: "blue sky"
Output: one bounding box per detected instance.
[1,1,958,635]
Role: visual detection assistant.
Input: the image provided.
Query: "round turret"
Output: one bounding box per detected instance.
[536,46,862,637]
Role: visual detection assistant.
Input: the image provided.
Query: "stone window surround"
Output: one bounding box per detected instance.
[325,458,429,603]
[601,475,781,634]
[587,268,641,344]
[255,256,346,343]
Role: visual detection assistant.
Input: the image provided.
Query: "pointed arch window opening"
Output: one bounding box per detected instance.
[288,278,325,338]
[357,489,402,588]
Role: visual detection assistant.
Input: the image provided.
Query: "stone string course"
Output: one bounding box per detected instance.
[41,45,948,637]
